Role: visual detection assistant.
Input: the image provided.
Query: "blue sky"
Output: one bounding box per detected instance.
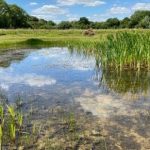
[6,0,150,22]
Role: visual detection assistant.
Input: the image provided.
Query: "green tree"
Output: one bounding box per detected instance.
[0,0,11,28]
[139,16,150,28]
[9,4,30,28]
[78,17,91,29]
[129,10,150,28]
[57,21,72,29]
[120,17,130,28]
[106,18,120,29]
[28,16,39,28]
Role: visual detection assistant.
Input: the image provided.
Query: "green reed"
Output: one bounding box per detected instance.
[66,30,150,70]
[99,31,150,70]
[0,104,24,148]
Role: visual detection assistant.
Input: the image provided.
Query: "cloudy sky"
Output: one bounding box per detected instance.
[6,0,150,22]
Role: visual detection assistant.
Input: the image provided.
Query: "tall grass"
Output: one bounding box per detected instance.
[99,31,150,70]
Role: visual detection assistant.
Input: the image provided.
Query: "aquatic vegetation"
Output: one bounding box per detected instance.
[98,69,150,94]
[0,125,2,150]
[99,31,150,70]
[0,104,25,148]
[67,113,76,132]
[68,31,150,70]
[17,113,23,128]
[10,124,16,143]
[0,106,4,150]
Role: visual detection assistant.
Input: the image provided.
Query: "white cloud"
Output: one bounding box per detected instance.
[57,0,106,7]
[0,83,9,91]
[30,2,38,6]
[109,6,130,14]
[89,5,131,21]
[32,5,68,21]
[0,72,56,90]
[66,14,79,21]
[81,2,150,22]
[132,3,150,11]
[31,14,56,21]
[32,5,67,15]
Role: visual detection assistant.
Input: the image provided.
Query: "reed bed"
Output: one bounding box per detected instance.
[98,31,150,70]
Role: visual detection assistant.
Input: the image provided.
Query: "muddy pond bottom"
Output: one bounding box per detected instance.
[0,47,150,149]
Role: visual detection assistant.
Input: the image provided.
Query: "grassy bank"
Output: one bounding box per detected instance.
[0,29,148,49]
[0,29,95,49]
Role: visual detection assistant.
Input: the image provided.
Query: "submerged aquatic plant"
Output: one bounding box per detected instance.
[17,113,23,128]
[68,113,76,132]
[7,105,15,119]
[0,125,3,150]
[0,106,4,150]
[10,124,16,143]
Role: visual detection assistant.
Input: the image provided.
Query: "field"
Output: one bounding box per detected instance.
[0,29,149,48]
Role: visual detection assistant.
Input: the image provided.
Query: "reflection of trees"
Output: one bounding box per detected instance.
[0,50,28,68]
[98,66,150,94]
[69,47,150,94]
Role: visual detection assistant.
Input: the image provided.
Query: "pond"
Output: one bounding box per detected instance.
[0,47,150,149]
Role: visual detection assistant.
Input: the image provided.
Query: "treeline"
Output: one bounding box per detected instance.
[57,11,150,29]
[0,0,150,29]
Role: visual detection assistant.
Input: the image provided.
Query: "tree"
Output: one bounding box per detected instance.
[48,21,56,27]
[106,18,120,29]
[120,17,130,28]
[0,0,11,28]
[139,16,150,28]
[9,4,30,28]
[129,10,150,28]
[78,17,91,29]
[57,21,72,29]
[28,16,39,28]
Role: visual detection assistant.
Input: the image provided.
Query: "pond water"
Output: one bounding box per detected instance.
[0,47,150,149]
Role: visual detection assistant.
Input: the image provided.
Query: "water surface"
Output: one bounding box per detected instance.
[0,47,150,149]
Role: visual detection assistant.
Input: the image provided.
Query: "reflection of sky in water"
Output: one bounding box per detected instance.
[1,47,150,149]
[0,47,96,100]
[0,47,149,119]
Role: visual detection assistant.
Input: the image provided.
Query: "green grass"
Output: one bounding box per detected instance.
[0,29,145,49]
[0,29,150,70]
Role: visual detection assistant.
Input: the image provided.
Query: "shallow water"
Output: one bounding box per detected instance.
[0,48,96,104]
[0,47,150,149]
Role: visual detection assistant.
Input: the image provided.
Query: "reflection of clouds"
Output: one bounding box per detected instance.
[32,56,40,60]
[31,48,95,71]
[32,48,67,59]
[76,89,150,119]
[66,57,95,71]
[0,83,9,91]
[0,72,56,90]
